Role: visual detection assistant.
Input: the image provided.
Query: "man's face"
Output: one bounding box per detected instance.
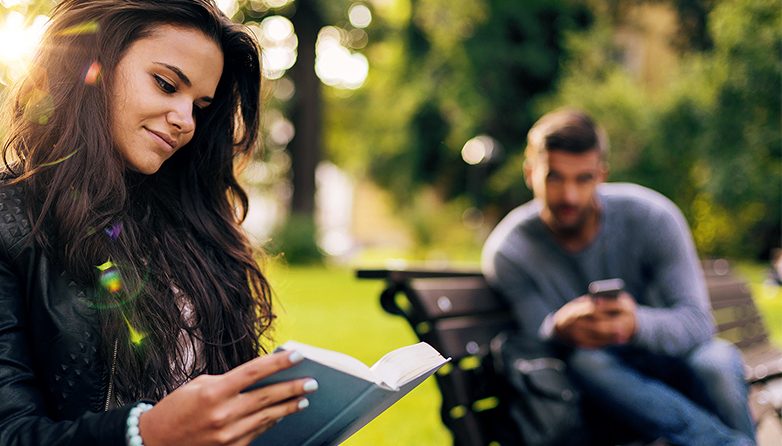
[524,149,606,235]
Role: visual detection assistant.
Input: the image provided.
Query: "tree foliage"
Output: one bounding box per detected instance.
[3,0,776,261]
[544,0,781,259]
[328,0,591,208]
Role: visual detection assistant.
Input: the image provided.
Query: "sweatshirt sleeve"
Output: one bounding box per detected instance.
[0,254,130,446]
[483,247,558,340]
[631,200,715,356]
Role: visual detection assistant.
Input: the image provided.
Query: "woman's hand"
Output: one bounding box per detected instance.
[139,350,316,446]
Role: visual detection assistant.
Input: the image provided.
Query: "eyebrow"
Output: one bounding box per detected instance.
[153,61,213,103]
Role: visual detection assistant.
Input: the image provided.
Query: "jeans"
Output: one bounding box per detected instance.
[567,339,755,446]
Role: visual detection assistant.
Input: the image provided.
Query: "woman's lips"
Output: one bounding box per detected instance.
[145,128,176,152]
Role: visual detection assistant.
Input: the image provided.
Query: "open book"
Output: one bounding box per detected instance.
[248,340,450,446]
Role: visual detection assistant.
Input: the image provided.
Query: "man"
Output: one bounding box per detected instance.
[481,108,755,445]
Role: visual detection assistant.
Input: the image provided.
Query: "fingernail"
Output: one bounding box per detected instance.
[289,351,304,364]
[303,379,318,392]
[298,398,310,410]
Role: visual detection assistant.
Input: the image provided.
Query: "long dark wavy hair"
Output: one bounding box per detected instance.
[0,0,273,403]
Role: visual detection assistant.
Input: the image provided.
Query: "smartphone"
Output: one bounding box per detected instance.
[588,278,625,299]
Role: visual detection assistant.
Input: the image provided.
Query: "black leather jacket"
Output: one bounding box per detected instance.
[0,182,130,445]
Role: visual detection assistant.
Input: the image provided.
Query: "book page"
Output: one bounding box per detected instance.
[250,341,450,446]
[282,341,379,384]
[369,342,448,389]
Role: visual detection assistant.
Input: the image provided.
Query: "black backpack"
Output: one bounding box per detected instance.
[491,333,587,446]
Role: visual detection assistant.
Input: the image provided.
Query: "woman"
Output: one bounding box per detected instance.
[0,1,315,445]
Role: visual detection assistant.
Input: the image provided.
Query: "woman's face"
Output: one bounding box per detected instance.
[110,25,224,174]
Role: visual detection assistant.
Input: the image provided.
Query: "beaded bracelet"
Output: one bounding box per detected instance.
[125,402,154,446]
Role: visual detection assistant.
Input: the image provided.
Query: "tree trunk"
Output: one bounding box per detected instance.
[288,0,323,216]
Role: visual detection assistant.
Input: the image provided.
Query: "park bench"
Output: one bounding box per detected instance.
[356,259,782,446]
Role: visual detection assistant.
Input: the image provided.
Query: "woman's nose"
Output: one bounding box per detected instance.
[167,103,195,134]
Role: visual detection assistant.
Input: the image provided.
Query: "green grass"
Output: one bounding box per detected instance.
[265,261,782,445]
[267,263,451,445]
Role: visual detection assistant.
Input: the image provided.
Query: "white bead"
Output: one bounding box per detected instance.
[126,402,153,446]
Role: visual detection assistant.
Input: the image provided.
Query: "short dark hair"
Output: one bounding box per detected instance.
[526,108,609,159]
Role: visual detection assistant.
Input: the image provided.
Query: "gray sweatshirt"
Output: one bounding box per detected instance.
[481,183,715,356]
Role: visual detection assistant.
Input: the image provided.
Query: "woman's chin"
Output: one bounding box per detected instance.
[125,158,165,175]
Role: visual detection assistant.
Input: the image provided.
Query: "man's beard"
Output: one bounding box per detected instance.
[550,204,593,237]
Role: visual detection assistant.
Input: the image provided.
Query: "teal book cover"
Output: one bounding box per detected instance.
[248,341,449,446]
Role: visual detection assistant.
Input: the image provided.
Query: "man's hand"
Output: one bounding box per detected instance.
[553,292,637,348]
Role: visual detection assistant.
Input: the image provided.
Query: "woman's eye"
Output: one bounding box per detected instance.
[153,75,176,94]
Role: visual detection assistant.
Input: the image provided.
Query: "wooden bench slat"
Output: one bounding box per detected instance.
[701,259,734,277]
[716,316,765,332]
[708,284,753,303]
[711,301,760,313]
[742,343,782,382]
[418,314,516,359]
[743,344,782,364]
[406,278,506,319]
[719,334,769,350]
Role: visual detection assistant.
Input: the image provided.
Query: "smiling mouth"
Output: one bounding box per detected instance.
[145,128,176,152]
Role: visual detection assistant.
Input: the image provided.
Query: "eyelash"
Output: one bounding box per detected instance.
[153,74,177,94]
[153,74,208,114]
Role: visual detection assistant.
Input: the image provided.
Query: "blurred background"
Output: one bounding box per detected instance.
[1,0,780,444]
[1,0,778,264]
